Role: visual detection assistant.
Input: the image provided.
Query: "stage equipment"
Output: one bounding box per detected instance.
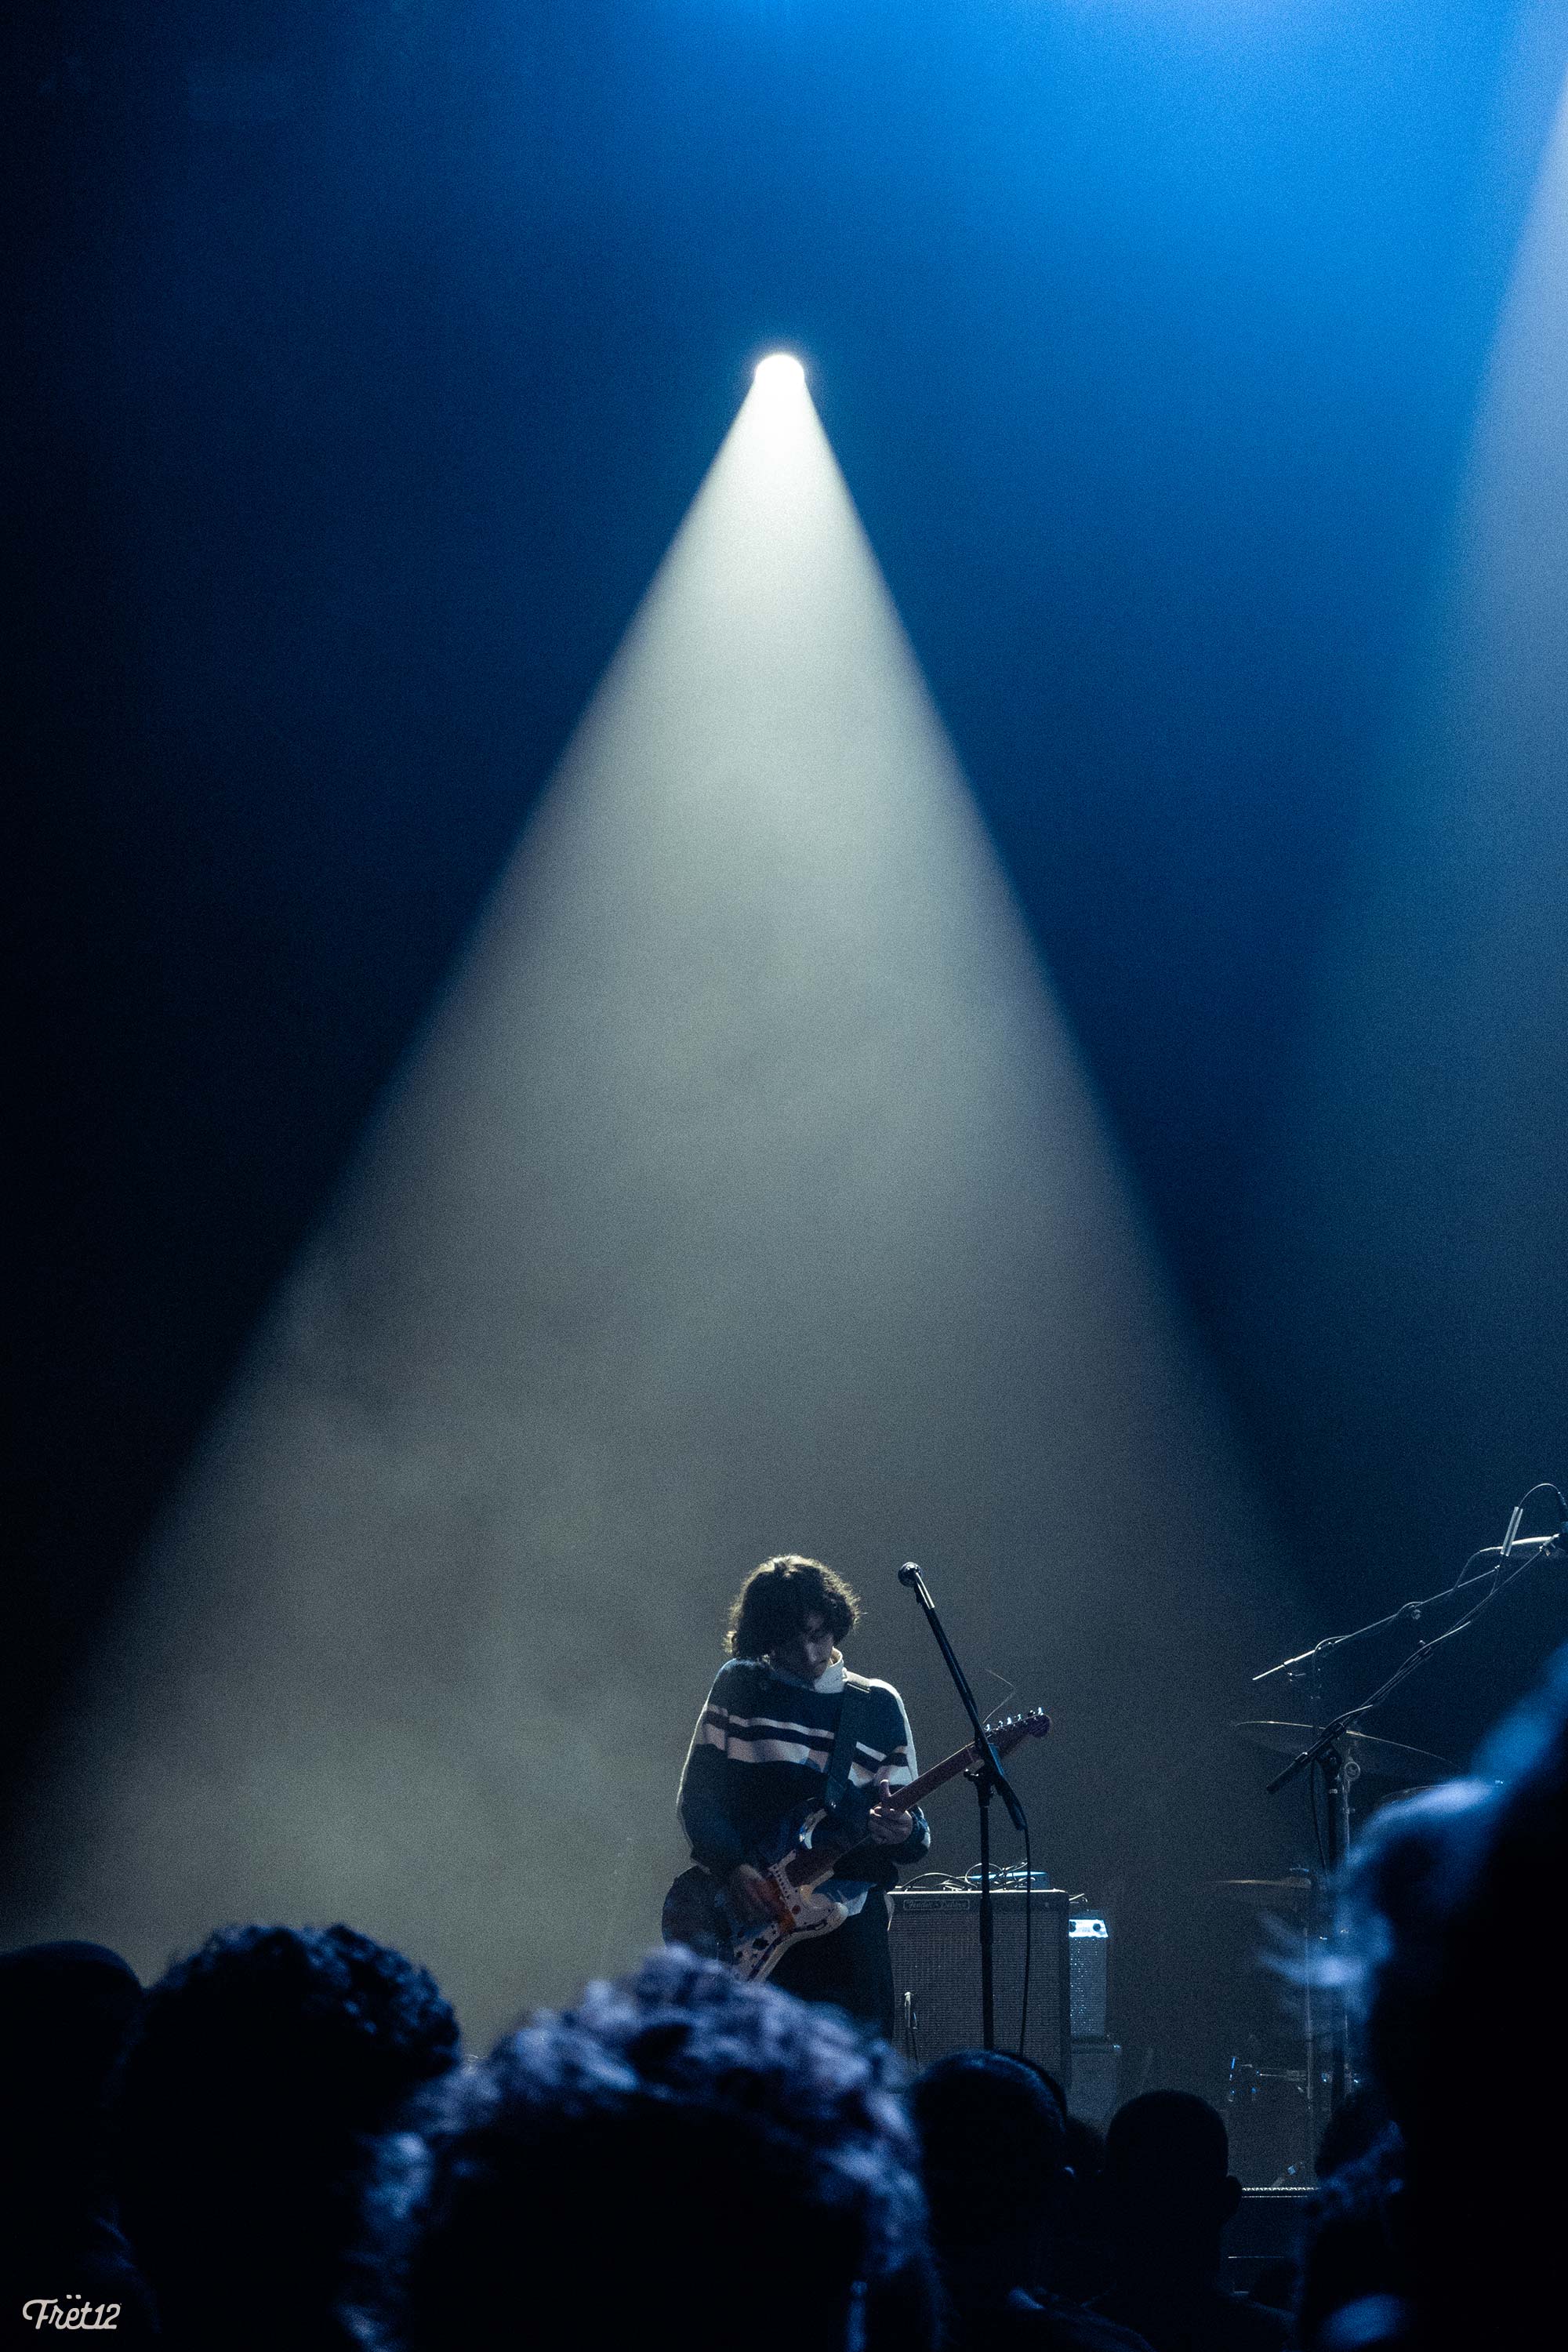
[1227,2185,1317,2289]
[1247,1480,1566,2132]
[1068,2034,1121,2129]
[1215,1874,1312,1905]
[1066,1915,1116,2127]
[896,1562,1029,2053]
[1068,1913,1109,2038]
[888,1886,1069,2080]
[1213,1875,1315,2180]
[1232,1722,1453,1781]
[1225,2063,1314,2189]
[1251,1483,1568,1698]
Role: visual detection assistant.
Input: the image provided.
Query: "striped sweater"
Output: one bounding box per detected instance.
[677,1654,932,1904]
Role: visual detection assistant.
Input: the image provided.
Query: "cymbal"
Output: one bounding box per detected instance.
[1232,1720,1454,1782]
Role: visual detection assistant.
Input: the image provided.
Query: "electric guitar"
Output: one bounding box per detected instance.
[661,1707,1051,1985]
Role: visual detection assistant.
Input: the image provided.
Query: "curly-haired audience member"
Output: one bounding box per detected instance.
[112,1922,459,2350]
[346,1946,928,2352]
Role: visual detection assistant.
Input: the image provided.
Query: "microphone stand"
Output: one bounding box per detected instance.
[1256,1530,1566,1803]
[1251,1526,1567,1689]
[898,1562,1026,2052]
[1250,1511,1565,2115]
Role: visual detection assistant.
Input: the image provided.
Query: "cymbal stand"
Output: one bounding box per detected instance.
[1296,1654,1355,2147]
[1312,1735,1356,2120]
[1253,1490,1566,2127]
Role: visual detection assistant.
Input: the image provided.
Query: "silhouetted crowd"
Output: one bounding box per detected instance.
[8,1642,1567,2352]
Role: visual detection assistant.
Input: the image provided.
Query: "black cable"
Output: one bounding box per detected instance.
[1446,1484,1566,1596]
[1018,1806,1033,2059]
[1432,1527,1553,1644]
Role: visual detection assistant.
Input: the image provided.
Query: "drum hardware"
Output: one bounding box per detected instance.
[1225,2058,1314,2190]
[1243,1480,1566,2140]
[1231,1721,1453,1781]
[1214,1874,1312,1904]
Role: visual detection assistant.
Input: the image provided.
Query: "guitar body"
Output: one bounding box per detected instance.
[731,1886,848,1985]
[662,1706,1052,1984]
[660,1810,852,1983]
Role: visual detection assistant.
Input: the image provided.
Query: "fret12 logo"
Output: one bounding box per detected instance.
[21,2298,120,2332]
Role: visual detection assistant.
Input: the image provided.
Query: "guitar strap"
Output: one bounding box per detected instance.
[822,1673,876,1817]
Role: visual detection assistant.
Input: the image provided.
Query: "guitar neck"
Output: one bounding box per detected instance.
[782,1719,1044,1891]
[902,1730,1010,1810]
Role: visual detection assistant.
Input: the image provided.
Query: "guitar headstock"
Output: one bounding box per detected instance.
[909,1704,1054,1807]
[987,1707,1051,1758]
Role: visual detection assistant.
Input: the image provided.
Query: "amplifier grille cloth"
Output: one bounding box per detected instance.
[887,1890,1069,2080]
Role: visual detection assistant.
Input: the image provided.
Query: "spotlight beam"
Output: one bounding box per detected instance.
[0,358,1294,2040]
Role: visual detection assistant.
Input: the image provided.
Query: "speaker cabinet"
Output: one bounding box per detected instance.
[1068,1915,1109,2036]
[887,1888,1070,2082]
[1068,2037,1121,2129]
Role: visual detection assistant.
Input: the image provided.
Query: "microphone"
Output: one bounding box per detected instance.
[898,1561,920,1588]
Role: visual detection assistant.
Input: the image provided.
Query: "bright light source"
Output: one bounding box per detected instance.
[753,351,806,392]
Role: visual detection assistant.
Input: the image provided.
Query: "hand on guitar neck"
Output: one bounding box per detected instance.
[867,1799,916,1846]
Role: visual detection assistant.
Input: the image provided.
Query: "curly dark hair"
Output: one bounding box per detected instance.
[346,1947,924,2352]
[113,1923,459,2350]
[727,1555,860,1659]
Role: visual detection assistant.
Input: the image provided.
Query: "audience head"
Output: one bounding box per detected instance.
[0,1940,141,2203]
[114,1922,459,2348]
[349,1946,923,2352]
[910,2049,1068,2275]
[1327,1642,1568,2348]
[1330,1778,1495,2145]
[1103,2092,1240,2276]
[1295,2126,1408,2352]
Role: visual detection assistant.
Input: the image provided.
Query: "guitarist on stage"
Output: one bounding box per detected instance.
[677,1554,931,2035]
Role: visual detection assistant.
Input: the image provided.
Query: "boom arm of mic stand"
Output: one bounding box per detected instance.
[1253,1534,1566,1686]
[1265,1621,1472,1800]
[1254,1618,1413,1683]
[1263,1564,1549,1802]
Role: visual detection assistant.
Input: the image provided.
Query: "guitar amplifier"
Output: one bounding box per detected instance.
[887,1887,1070,2083]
